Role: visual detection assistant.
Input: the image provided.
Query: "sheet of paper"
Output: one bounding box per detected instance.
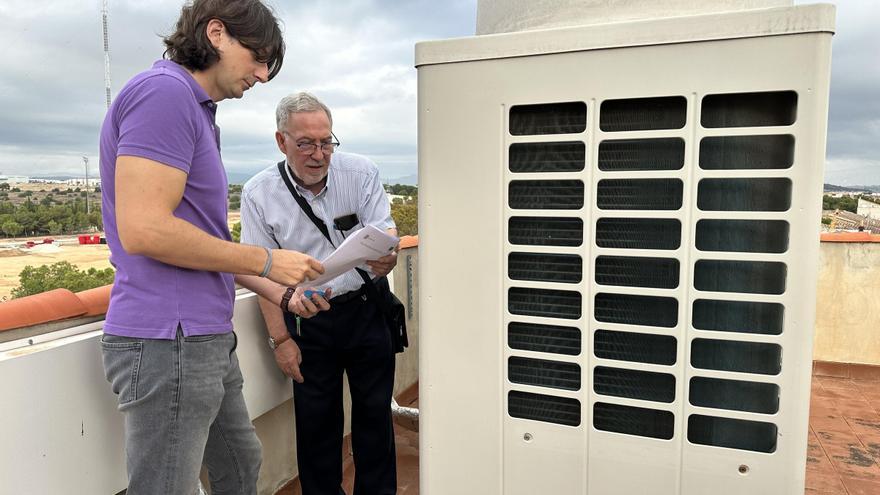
[307,225,399,287]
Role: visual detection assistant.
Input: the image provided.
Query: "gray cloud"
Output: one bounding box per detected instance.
[0,0,877,186]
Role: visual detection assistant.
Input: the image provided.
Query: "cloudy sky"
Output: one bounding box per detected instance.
[0,0,876,185]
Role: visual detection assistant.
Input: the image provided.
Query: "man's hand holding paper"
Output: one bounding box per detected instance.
[307,225,400,286]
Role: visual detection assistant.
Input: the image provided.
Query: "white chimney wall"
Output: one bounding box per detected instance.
[477,0,793,35]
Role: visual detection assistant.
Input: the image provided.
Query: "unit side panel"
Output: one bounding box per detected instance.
[418,64,506,495]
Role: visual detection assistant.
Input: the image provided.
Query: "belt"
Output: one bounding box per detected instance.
[330,285,368,305]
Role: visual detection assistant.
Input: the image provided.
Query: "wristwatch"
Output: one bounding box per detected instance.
[268,333,291,350]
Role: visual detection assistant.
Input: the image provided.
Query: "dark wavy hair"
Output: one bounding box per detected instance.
[163,0,285,80]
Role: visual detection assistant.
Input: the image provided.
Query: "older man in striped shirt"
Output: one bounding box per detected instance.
[240,92,399,494]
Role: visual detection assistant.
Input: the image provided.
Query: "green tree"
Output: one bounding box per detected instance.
[822,194,859,213]
[390,201,417,236]
[1,219,22,237]
[231,221,241,242]
[0,183,9,191]
[11,261,115,298]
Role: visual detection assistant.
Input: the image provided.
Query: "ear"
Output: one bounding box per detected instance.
[205,18,226,49]
[275,131,288,154]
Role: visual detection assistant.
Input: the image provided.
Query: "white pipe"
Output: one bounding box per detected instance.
[391,397,419,432]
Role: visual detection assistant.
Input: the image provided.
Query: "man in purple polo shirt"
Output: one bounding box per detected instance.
[98,1,330,493]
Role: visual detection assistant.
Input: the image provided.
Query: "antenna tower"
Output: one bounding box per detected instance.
[102,0,111,109]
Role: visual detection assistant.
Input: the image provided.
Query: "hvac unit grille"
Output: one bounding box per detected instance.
[594,330,677,365]
[510,142,586,173]
[696,220,789,253]
[509,357,581,391]
[508,287,582,320]
[688,415,778,453]
[509,180,584,210]
[701,91,797,128]
[697,178,791,211]
[593,402,674,440]
[595,218,681,250]
[503,90,796,454]
[509,391,581,427]
[597,179,683,210]
[694,260,787,294]
[594,293,678,328]
[691,339,782,375]
[699,135,794,170]
[595,256,679,289]
[509,216,584,246]
[598,138,685,171]
[593,366,675,403]
[599,96,687,131]
[509,101,587,135]
[692,299,784,335]
[509,252,583,283]
[508,322,581,356]
[689,377,780,414]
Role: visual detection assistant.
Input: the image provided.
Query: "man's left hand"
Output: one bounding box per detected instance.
[366,250,398,277]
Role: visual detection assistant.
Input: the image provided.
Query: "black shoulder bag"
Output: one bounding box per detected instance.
[276,161,408,353]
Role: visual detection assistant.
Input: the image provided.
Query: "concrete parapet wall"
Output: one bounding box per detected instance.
[814,241,880,366]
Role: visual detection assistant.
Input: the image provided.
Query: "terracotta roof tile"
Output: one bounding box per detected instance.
[77,284,113,317]
[820,232,880,243]
[0,288,89,332]
[399,235,419,250]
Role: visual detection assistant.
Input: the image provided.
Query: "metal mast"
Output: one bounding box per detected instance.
[83,156,90,215]
[102,0,111,109]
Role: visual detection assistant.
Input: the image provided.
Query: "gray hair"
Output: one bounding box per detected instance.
[275,92,333,131]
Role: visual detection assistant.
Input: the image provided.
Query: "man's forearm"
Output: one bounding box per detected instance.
[236,274,287,309]
[127,213,267,276]
[257,293,290,340]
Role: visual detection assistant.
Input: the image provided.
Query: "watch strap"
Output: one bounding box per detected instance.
[268,333,291,350]
[280,286,295,314]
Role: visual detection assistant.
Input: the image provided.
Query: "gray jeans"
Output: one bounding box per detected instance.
[101,330,262,495]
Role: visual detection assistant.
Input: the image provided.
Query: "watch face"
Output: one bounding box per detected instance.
[268,337,276,349]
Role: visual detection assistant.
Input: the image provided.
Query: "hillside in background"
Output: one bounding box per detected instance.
[824,183,879,193]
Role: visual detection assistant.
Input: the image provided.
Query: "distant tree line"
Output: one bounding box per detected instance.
[228,184,242,211]
[0,198,102,237]
[385,184,417,197]
[822,195,860,214]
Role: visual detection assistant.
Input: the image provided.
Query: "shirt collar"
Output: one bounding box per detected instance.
[283,158,333,198]
[152,60,214,108]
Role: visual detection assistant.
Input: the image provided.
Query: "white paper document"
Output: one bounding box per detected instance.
[307,225,399,287]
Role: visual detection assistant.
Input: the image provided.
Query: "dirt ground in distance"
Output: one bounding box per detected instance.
[0,212,241,301]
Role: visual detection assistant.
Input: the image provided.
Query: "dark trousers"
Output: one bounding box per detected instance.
[285,287,397,495]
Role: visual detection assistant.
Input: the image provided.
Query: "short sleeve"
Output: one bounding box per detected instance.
[116,74,199,173]
[240,184,280,249]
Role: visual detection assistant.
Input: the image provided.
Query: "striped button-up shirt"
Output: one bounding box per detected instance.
[240,152,396,296]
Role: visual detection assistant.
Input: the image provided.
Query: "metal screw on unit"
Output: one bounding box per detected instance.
[523,433,533,442]
[738,464,749,475]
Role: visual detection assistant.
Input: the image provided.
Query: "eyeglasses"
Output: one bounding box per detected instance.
[284,131,341,155]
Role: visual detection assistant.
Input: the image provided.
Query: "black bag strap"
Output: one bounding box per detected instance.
[277,161,335,247]
[276,161,395,315]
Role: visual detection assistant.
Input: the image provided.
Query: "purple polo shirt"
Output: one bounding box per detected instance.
[99,60,234,339]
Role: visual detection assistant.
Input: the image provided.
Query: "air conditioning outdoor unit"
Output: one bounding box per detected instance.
[416,1,835,494]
